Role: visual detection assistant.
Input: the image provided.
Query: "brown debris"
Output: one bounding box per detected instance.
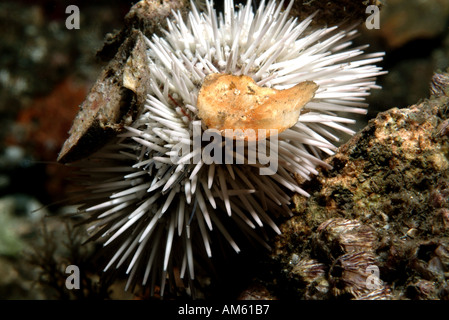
[57,30,151,163]
[265,70,449,300]
[197,73,317,140]
[290,0,382,27]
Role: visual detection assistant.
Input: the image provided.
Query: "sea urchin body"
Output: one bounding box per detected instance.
[70,0,385,296]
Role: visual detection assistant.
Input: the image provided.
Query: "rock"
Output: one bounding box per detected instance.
[269,70,449,300]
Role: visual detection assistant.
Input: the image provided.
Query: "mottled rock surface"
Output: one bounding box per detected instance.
[262,71,449,300]
[2,0,449,301]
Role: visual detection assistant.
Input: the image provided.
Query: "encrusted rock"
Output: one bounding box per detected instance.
[197,74,317,140]
[57,30,151,163]
[267,70,449,300]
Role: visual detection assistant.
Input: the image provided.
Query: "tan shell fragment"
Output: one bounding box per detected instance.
[197,73,318,140]
[57,30,151,164]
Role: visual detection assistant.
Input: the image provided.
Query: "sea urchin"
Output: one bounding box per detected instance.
[66,0,385,296]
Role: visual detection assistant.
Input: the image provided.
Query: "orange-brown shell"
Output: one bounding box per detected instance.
[197,73,318,140]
